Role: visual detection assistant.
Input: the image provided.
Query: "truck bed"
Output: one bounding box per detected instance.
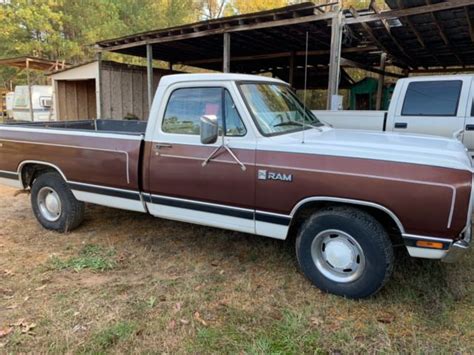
[0,119,145,211]
[3,119,147,135]
[312,110,387,131]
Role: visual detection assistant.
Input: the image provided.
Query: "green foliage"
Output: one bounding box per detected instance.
[0,0,197,87]
[84,321,136,352]
[0,0,387,89]
[192,308,321,354]
[49,244,116,272]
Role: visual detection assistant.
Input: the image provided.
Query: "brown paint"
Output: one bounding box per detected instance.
[145,141,256,209]
[0,129,471,239]
[144,144,471,238]
[0,129,142,190]
[256,150,471,238]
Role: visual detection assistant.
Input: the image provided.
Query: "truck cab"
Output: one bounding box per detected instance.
[388,75,474,157]
[313,74,474,158]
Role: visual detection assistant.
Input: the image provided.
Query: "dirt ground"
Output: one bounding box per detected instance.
[0,185,473,353]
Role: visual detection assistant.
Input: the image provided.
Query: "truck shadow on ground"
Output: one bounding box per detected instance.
[81,203,472,320]
[3,187,472,352]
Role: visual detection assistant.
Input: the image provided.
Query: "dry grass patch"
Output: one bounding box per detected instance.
[0,185,473,353]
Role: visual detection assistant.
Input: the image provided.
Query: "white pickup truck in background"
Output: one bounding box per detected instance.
[313,75,474,158]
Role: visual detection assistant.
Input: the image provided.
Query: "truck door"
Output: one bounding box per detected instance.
[144,84,256,234]
[390,78,468,139]
[462,79,474,159]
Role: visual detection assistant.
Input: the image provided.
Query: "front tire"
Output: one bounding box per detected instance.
[296,206,394,299]
[31,172,85,232]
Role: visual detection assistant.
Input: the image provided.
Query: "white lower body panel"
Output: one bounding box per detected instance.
[255,220,289,240]
[72,190,146,213]
[145,194,291,239]
[0,177,22,189]
[147,202,255,234]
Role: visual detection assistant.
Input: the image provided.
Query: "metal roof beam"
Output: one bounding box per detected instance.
[426,0,464,66]
[340,57,404,78]
[345,0,474,25]
[369,2,419,68]
[181,46,378,66]
[465,6,474,43]
[395,0,443,67]
[349,8,413,69]
[99,12,334,53]
[411,66,474,74]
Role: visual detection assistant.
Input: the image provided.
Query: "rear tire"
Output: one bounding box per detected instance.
[31,172,85,232]
[296,206,394,299]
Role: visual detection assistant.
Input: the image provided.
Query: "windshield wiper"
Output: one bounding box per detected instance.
[273,121,304,127]
[273,121,324,131]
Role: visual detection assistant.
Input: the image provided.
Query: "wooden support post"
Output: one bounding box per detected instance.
[223,32,231,73]
[289,51,296,88]
[327,9,343,110]
[146,44,154,109]
[466,6,474,43]
[376,52,387,110]
[340,57,404,78]
[26,58,34,122]
[96,51,102,120]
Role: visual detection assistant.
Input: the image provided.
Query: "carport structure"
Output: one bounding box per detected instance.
[0,56,67,121]
[96,0,474,112]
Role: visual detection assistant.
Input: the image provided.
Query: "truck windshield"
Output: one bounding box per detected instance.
[239,82,323,136]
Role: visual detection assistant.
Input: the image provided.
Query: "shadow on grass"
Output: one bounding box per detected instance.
[82,205,472,347]
[85,204,472,300]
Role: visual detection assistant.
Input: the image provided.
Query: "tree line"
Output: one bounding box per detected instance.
[0,0,381,88]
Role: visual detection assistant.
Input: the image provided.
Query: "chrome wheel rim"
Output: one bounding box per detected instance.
[37,187,62,222]
[311,229,366,283]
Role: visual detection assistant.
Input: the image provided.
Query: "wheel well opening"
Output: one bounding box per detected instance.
[20,163,60,189]
[287,201,403,246]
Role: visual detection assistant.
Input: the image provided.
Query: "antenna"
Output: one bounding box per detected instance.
[302,31,309,144]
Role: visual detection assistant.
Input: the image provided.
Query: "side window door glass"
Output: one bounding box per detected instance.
[162,87,246,137]
[401,80,462,116]
[162,87,223,135]
[224,90,246,136]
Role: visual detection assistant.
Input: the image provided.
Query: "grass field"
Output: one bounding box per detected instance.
[0,185,473,353]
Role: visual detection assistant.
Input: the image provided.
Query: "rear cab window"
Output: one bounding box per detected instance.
[402,80,462,116]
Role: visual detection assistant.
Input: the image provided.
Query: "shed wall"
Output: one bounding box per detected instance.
[52,61,176,121]
[101,65,167,120]
[56,79,97,120]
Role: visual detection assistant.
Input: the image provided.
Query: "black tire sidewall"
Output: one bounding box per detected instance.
[296,209,393,299]
[31,172,76,232]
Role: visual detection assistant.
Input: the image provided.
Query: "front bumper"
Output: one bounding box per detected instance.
[403,224,471,263]
[442,223,472,263]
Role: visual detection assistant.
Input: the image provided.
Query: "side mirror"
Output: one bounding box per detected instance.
[200,115,218,144]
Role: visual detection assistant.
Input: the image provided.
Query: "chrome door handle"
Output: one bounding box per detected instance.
[154,143,172,149]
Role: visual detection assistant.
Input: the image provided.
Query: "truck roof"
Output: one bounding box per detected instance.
[160,73,286,86]
[399,74,474,82]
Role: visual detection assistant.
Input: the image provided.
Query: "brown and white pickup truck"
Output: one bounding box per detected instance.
[0,74,472,298]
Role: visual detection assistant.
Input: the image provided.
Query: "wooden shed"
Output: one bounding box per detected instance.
[49,60,177,121]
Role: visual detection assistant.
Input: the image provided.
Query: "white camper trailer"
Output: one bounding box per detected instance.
[12,85,55,122]
[5,92,14,119]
